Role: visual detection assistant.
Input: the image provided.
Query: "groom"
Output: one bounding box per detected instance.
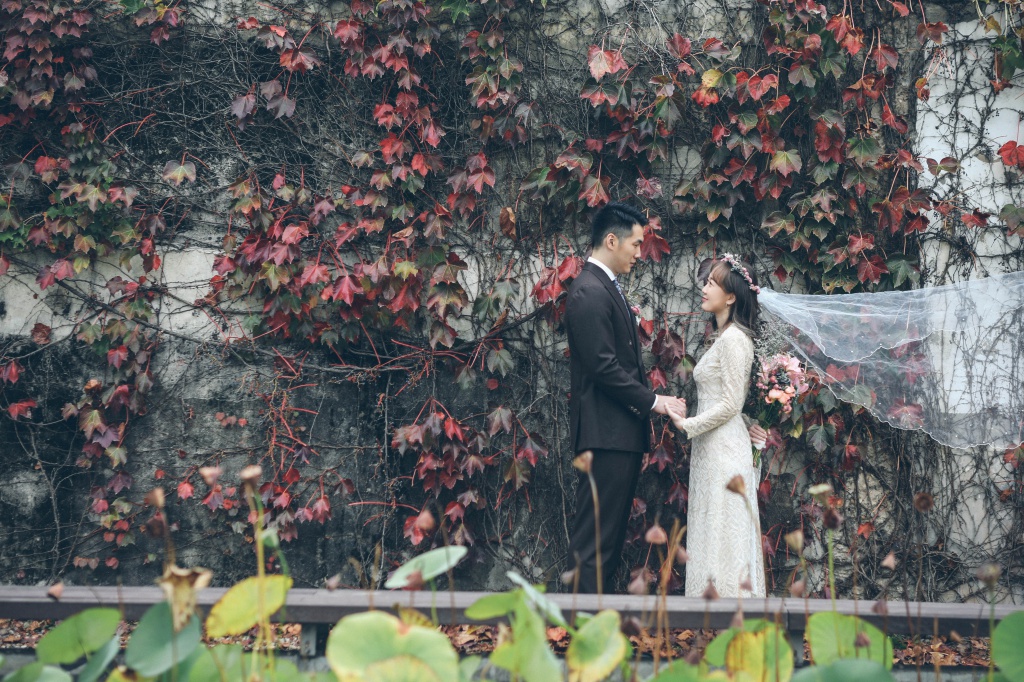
[564,202,686,594]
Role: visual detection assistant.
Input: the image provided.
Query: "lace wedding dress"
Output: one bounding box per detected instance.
[675,324,766,598]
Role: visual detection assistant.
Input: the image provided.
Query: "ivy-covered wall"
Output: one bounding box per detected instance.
[1,0,1021,601]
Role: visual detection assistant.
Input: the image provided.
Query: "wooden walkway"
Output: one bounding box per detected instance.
[1,586,1019,657]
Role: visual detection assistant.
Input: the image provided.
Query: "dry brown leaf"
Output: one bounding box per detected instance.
[499,206,516,238]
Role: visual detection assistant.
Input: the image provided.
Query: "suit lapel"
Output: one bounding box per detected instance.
[584,264,646,383]
[586,262,636,332]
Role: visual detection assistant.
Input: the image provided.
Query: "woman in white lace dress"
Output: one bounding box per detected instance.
[667,255,766,598]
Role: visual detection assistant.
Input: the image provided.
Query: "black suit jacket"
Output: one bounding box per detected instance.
[565,262,656,454]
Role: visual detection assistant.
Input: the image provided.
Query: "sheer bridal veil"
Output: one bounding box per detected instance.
[757,271,1024,451]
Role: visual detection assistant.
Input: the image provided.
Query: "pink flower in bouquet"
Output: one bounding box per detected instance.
[751,353,811,465]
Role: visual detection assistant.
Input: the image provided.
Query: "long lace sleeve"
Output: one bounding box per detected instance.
[679,329,753,438]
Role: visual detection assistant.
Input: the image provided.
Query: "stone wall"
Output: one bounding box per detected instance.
[1,0,1022,602]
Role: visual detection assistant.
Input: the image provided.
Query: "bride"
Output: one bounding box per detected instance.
[660,255,1024,598]
[667,254,766,599]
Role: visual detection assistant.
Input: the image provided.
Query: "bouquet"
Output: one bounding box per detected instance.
[751,353,810,466]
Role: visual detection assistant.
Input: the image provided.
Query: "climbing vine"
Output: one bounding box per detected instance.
[1,0,1021,598]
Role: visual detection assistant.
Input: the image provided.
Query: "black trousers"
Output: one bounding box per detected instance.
[567,448,643,594]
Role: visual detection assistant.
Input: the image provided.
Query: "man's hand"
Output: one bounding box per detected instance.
[652,395,686,416]
[748,423,768,448]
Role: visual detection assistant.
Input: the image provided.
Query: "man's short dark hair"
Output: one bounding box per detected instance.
[591,202,647,248]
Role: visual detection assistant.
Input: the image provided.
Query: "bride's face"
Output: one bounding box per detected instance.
[701,275,735,315]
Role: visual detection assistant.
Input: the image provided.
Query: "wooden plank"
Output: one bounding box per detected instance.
[782,598,1018,637]
[0,586,225,622]
[0,586,1018,638]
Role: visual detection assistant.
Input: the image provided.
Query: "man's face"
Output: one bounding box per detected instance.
[606,223,645,276]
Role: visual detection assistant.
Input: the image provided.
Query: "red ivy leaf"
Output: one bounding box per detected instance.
[916,21,948,45]
[202,485,223,511]
[516,433,548,466]
[444,417,465,442]
[961,210,991,228]
[532,266,563,304]
[7,399,37,420]
[31,322,51,344]
[328,275,361,305]
[579,173,610,207]
[747,73,778,100]
[871,198,903,234]
[266,93,296,119]
[888,399,924,429]
[702,37,730,58]
[870,44,899,71]
[281,223,309,244]
[587,45,612,80]
[648,366,668,391]
[856,254,889,284]
[998,141,1024,168]
[403,515,425,545]
[848,233,875,259]
[298,262,330,286]
[692,86,719,107]
[445,501,465,522]
[765,95,790,114]
[177,480,194,499]
[108,471,133,495]
[556,255,583,281]
[333,19,362,45]
[1,361,21,384]
[280,47,320,73]
[769,149,802,177]
[666,34,691,60]
[504,458,531,490]
[882,104,908,134]
[107,345,129,369]
[640,225,671,262]
[648,440,673,473]
[666,481,688,508]
[162,160,197,186]
[311,496,331,523]
[487,405,513,436]
[231,93,255,120]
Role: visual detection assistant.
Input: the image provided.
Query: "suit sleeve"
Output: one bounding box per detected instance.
[678,330,753,438]
[566,283,657,419]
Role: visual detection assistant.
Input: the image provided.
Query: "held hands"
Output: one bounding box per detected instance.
[652,395,685,417]
[654,395,687,431]
[655,397,768,444]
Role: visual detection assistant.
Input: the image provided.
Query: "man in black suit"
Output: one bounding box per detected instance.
[564,202,686,594]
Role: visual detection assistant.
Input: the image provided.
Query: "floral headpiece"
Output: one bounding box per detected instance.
[718,253,760,294]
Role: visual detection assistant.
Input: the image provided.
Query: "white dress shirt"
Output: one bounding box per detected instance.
[586,256,618,282]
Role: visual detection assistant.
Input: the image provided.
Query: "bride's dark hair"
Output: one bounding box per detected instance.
[706,257,760,337]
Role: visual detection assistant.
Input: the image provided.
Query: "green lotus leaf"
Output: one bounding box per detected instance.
[385,546,467,589]
[35,607,121,665]
[325,610,458,682]
[806,612,893,670]
[566,610,628,682]
[205,574,292,638]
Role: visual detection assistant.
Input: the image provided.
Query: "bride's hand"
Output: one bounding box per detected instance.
[666,400,687,430]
